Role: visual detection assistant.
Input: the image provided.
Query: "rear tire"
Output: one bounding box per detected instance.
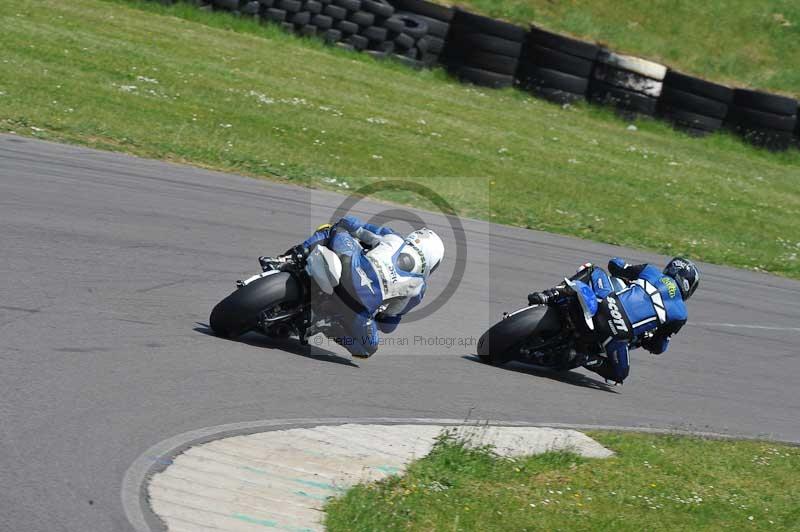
[210,272,304,339]
[477,305,561,365]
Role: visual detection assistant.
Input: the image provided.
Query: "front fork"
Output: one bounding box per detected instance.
[527,300,597,370]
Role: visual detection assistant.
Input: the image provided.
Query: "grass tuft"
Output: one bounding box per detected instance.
[325,431,800,531]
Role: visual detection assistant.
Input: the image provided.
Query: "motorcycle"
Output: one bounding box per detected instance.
[477,270,648,372]
[209,254,313,341]
[210,240,382,346]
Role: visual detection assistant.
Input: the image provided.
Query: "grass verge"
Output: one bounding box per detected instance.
[1,0,799,278]
[325,431,800,531]
[451,0,800,98]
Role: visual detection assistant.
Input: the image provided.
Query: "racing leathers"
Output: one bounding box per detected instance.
[300,216,429,358]
[586,258,688,383]
[530,258,688,384]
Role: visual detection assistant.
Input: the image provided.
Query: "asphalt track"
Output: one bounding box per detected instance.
[1,133,799,532]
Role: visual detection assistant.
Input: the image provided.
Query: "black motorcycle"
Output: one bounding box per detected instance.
[209,255,313,341]
[477,277,647,371]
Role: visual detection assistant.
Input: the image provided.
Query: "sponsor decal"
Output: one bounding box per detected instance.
[671,259,689,269]
[366,256,389,294]
[661,276,678,298]
[355,266,375,294]
[405,241,426,273]
[387,264,398,283]
[606,295,628,334]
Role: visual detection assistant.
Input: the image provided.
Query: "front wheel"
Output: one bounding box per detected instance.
[477,305,561,365]
[209,272,304,338]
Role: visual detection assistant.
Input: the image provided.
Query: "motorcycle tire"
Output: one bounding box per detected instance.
[210,272,304,338]
[477,305,561,365]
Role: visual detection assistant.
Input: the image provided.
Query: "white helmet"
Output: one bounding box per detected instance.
[397,228,444,278]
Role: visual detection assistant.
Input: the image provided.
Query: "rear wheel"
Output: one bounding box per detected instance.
[477,305,561,365]
[210,272,304,338]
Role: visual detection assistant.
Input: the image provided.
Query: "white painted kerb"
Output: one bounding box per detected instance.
[147,424,611,531]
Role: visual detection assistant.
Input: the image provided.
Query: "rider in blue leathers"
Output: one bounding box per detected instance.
[269,215,444,358]
[528,257,700,384]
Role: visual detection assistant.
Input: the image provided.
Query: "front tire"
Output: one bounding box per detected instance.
[477,305,561,365]
[209,272,303,338]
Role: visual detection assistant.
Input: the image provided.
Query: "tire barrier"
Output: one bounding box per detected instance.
[156,0,799,152]
[515,25,599,104]
[588,50,666,117]
[380,13,431,66]
[726,89,798,152]
[657,71,733,137]
[205,0,438,67]
[391,0,453,66]
[440,8,526,88]
[795,120,800,151]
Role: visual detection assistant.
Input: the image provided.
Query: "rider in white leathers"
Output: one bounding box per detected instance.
[266,215,444,358]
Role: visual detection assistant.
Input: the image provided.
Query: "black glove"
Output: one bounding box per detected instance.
[528,288,560,306]
[282,244,308,263]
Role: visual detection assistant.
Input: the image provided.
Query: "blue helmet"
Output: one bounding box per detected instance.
[664,257,700,300]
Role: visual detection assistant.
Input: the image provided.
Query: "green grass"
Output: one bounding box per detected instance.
[325,431,800,531]
[450,0,800,98]
[1,0,799,279]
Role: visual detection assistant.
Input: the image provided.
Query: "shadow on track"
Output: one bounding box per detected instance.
[461,355,618,393]
[194,324,359,367]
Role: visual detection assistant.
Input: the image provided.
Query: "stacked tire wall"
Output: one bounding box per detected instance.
[515,25,599,104]
[205,0,440,67]
[390,0,453,66]
[658,71,733,136]
[796,119,800,150]
[726,90,798,152]
[589,50,666,117]
[440,9,526,89]
[158,0,800,153]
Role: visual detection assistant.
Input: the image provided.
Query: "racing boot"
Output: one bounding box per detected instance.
[585,358,622,385]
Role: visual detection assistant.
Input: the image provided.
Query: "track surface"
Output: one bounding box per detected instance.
[1,134,799,532]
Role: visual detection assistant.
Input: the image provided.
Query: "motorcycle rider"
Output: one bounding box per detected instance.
[261,215,444,358]
[527,257,700,384]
